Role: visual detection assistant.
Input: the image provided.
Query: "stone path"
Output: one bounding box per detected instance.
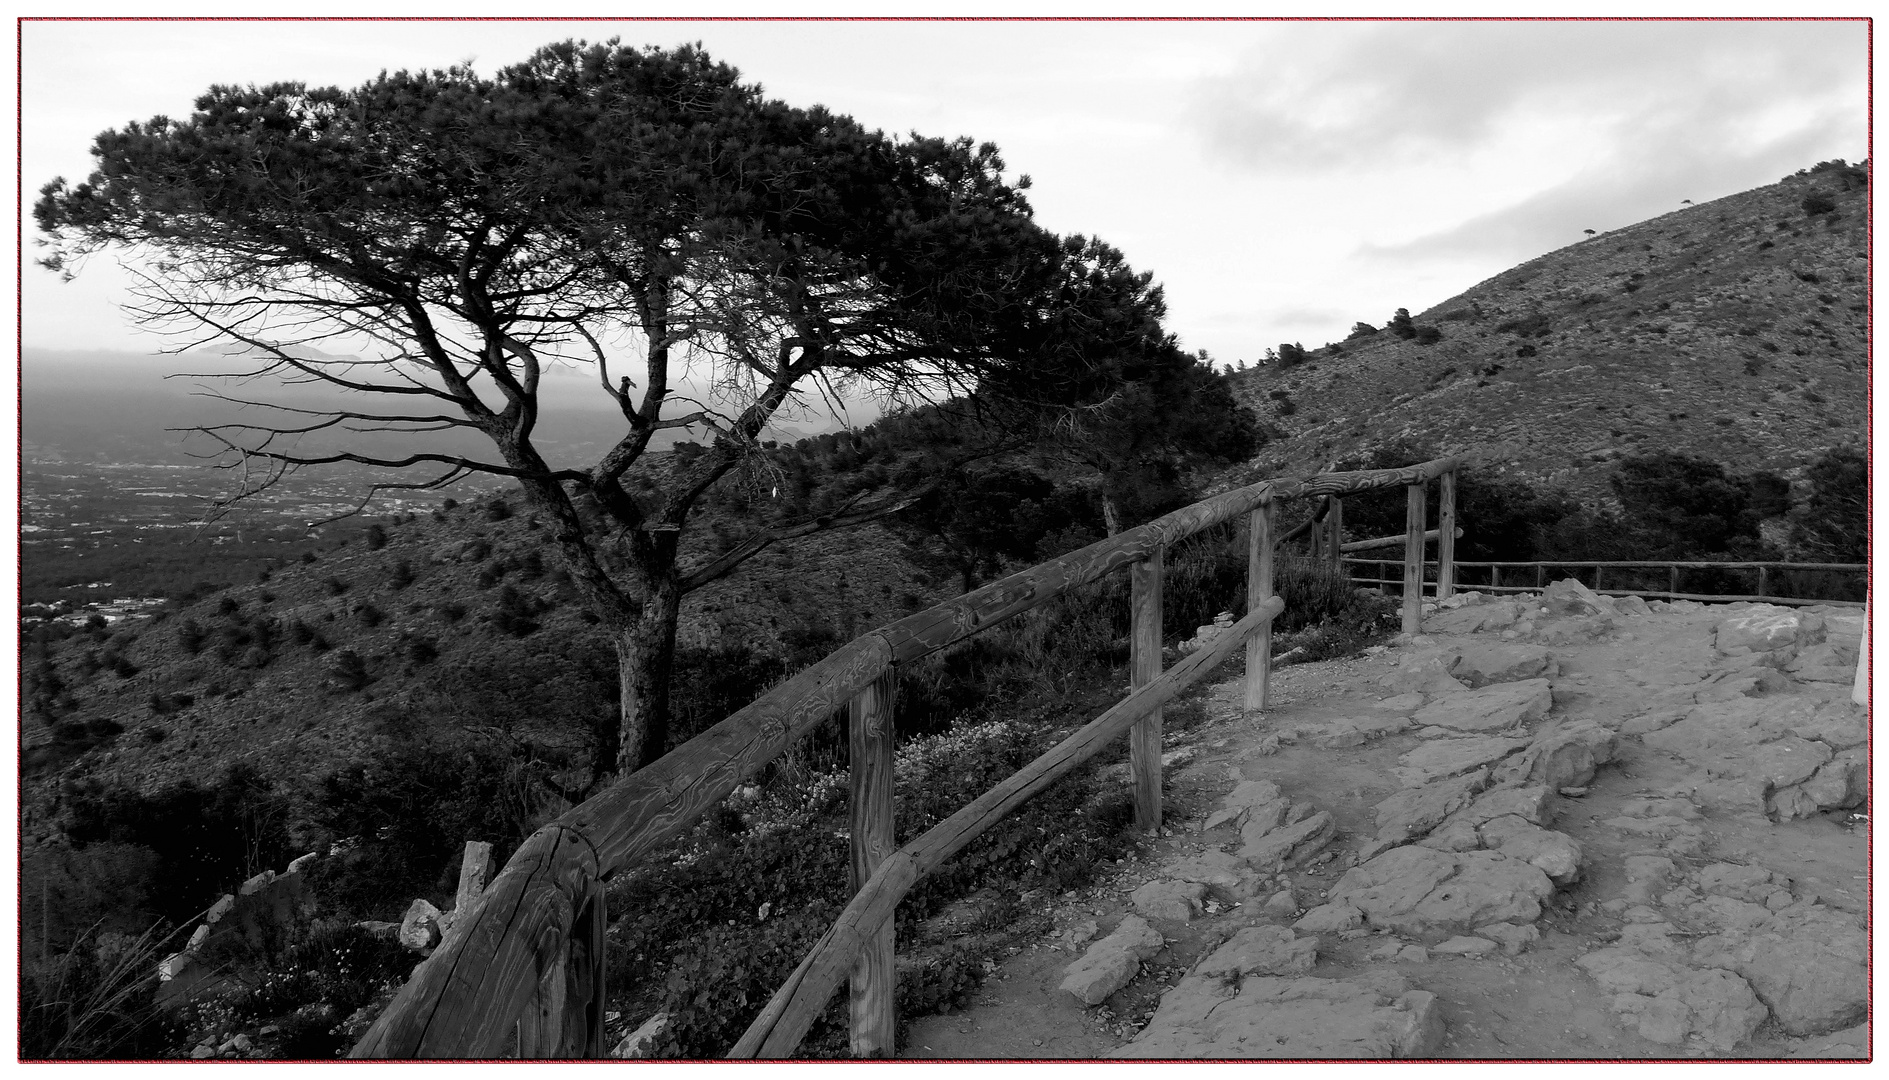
[899,580,1869,1060]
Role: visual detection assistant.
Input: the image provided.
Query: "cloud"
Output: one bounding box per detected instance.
[1191,21,1865,172]
[1358,107,1858,266]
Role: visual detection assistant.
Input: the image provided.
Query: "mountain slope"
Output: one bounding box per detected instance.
[1222,162,1868,501]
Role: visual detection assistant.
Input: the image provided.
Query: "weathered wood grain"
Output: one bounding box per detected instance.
[848,671,897,1057]
[730,596,1287,1059]
[1129,552,1164,830]
[1403,483,1427,636]
[1244,503,1274,713]
[351,828,595,1057]
[1437,470,1457,600]
[1324,497,1344,570]
[1340,526,1459,553]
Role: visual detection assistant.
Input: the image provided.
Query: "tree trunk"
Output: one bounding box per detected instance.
[1100,491,1123,537]
[615,576,683,775]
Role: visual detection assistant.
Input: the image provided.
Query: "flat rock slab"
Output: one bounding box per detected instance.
[1715,606,1822,655]
[1493,718,1618,790]
[1192,925,1317,978]
[1692,905,1869,1037]
[1240,811,1335,873]
[1575,950,1767,1050]
[1058,915,1165,1006]
[1131,880,1208,922]
[1202,780,1287,832]
[1394,735,1529,787]
[1119,973,1444,1059]
[1164,850,1264,901]
[1327,847,1555,936]
[1411,679,1551,733]
[1446,642,1557,688]
[1364,770,1490,857]
[1425,601,1524,635]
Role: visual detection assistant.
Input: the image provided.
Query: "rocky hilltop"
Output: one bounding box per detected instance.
[1226,162,1868,501]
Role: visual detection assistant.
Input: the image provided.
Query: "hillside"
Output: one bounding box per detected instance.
[19,491,953,807]
[1222,162,1868,502]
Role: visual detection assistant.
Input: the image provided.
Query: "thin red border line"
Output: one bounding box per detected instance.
[11,14,1879,21]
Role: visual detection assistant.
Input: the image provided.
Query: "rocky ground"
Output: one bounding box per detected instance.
[898,582,1870,1060]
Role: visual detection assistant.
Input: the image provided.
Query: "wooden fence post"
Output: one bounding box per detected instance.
[1130,549,1164,831]
[1491,565,1500,592]
[1436,471,1456,601]
[1670,564,1679,597]
[1324,497,1344,572]
[847,670,897,1057]
[1757,566,1768,597]
[1403,483,1426,635]
[1245,502,1275,715]
[1594,565,1604,593]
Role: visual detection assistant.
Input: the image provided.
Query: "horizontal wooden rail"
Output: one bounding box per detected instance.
[730,595,1288,1058]
[1343,559,1864,610]
[353,456,1463,1058]
[1341,526,1461,553]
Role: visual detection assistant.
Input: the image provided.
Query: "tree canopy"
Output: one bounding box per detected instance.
[37,39,1203,775]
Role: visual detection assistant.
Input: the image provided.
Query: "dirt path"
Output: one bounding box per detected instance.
[899,588,1869,1060]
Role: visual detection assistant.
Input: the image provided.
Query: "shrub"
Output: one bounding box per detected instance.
[1802,191,1837,215]
[388,560,415,590]
[1387,308,1416,339]
[322,576,349,596]
[1789,446,1865,562]
[364,524,388,551]
[328,650,371,692]
[1346,321,1378,339]
[1494,312,1552,338]
[177,619,207,654]
[1412,325,1442,345]
[59,764,295,929]
[484,498,513,522]
[305,731,562,915]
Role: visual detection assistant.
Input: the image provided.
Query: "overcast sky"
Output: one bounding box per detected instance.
[17,15,1870,369]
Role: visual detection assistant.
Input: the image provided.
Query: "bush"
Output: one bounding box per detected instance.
[1802,191,1837,215]
[1345,321,1378,339]
[1790,446,1865,561]
[322,576,349,596]
[356,603,385,629]
[59,764,295,929]
[305,731,563,915]
[364,524,388,551]
[328,650,371,692]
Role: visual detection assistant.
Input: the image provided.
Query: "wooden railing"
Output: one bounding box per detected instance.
[1345,558,1865,608]
[349,455,1464,1059]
